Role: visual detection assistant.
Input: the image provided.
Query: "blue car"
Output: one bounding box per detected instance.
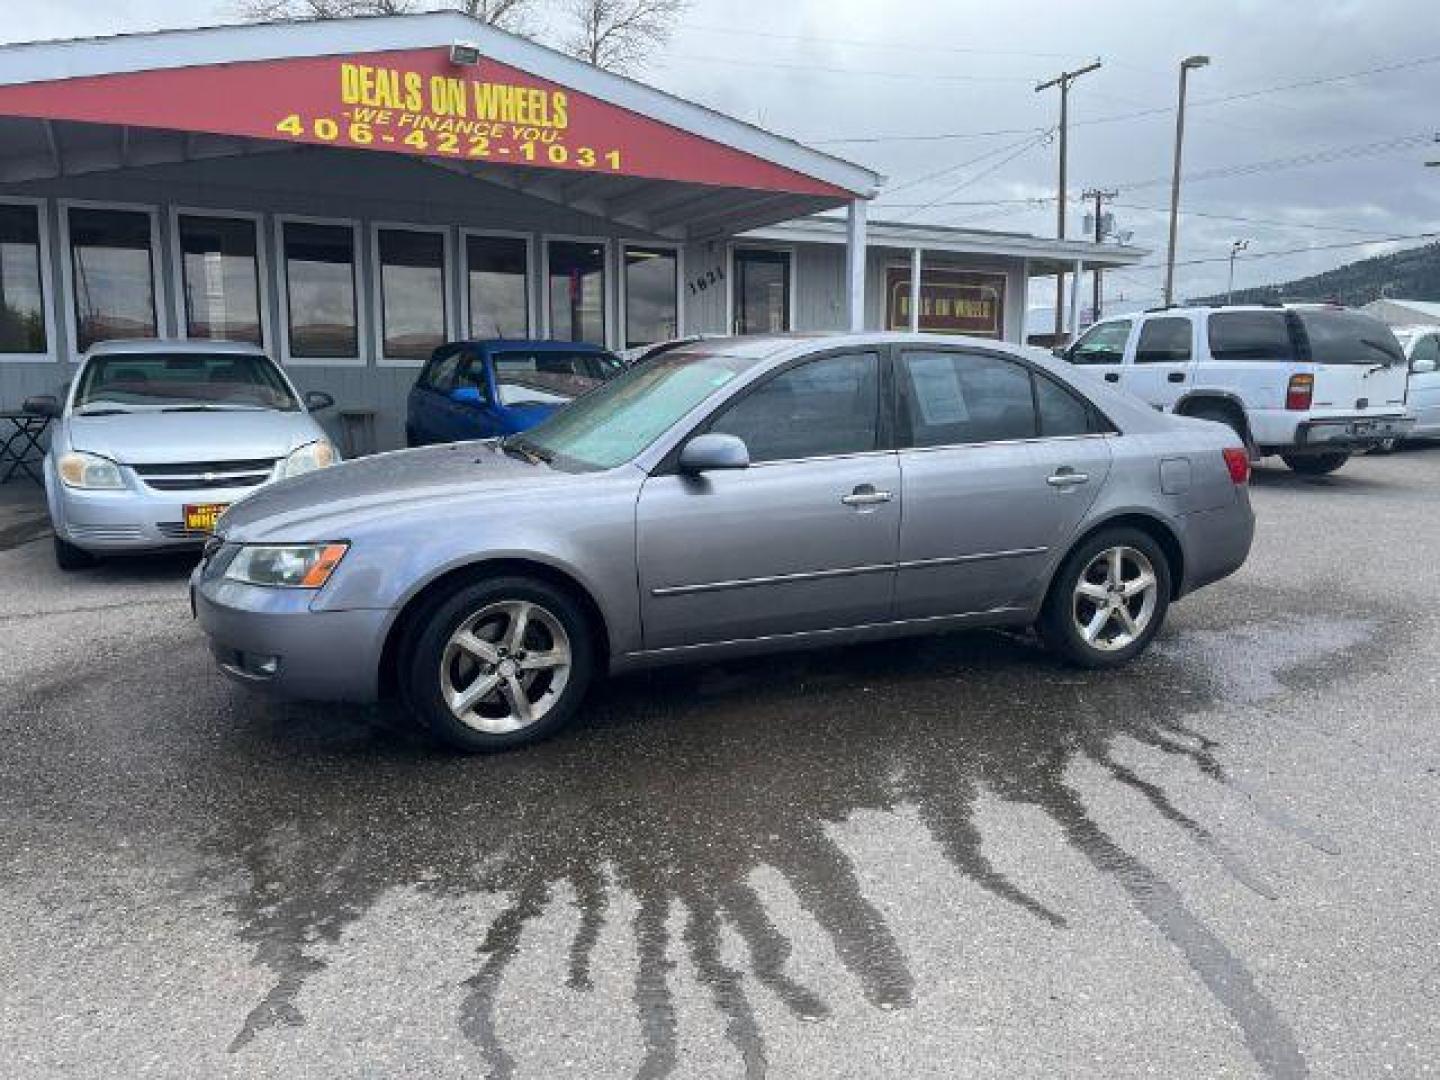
[406,340,622,446]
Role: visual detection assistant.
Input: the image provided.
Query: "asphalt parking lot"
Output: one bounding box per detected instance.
[2,450,1438,1080]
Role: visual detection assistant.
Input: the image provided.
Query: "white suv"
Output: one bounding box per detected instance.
[1063,303,1412,474]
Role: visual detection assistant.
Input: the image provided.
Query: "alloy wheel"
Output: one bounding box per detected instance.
[440,600,573,733]
[1071,546,1160,652]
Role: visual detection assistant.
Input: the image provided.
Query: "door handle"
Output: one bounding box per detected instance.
[1047,469,1090,489]
[1103,372,1120,383]
[841,485,893,507]
[1167,372,1186,383]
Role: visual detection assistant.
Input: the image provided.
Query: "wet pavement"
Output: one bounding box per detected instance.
[2,450,1439,1078]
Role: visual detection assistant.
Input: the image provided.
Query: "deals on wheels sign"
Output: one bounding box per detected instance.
[886,267,1007,337]
[0,47,846,196]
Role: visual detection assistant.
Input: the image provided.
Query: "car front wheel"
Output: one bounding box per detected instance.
[401,575,595,752]
[1281,451,1350,475]
[1039,528,1172,668]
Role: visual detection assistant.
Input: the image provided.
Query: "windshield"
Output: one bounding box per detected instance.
[1295,309,1405,367]
[507,349,757,471]
[74,353,299,413]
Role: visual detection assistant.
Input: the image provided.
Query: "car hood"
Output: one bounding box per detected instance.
[217,440,574,541]
[68,410,322,465]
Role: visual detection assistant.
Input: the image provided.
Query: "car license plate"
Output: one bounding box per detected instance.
[183,503,229,533]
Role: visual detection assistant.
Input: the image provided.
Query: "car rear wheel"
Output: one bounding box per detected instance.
[1184,402,1248,445]
[1039,528,1171,668]
[401,575,595,752]
[53,535,98,571]
[1281,451,1350,475]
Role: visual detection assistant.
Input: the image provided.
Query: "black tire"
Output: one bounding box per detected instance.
[1038,527,1172,669]
[1184,402,1248,445]
[400,575,595,753]
[1281,451,1350,475]
[53,535,98,571]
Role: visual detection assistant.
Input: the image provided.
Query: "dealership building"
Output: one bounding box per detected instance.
[0,13,1143,451]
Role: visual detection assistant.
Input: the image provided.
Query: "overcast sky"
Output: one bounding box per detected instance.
[8,0,1439,313]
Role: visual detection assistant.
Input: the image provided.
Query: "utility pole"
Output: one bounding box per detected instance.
[1083,187,1117,323]
[1226,239,1249,303]
[1036,59,1102,342]
[1163,54,1210,307]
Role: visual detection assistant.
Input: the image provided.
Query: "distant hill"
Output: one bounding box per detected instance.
[1192,240,1440,306]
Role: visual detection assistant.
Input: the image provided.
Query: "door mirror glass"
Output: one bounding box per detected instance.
[23,394,61,418]
[303,390,334,412]
[679,433,750,473]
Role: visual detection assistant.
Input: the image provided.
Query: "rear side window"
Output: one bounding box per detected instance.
[1295,309,1404,366]
[899,351,1037,446]
[1069,320,1131,365]
[1207,311,1296,362]
[1135,317,1193,364]
[1035,373,1100,437]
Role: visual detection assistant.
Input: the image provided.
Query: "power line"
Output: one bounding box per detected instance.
[808,50,1440,144]
[892,133,1055,221]
[670,53,1040,84]
[1109,201,1399,237]
[1126,229,1440,271]
[679,22,1094,61]
[883,131,1053,197]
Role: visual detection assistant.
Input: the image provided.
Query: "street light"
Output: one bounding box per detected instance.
[1162,54,1210,307]
[1226,239,1249,303]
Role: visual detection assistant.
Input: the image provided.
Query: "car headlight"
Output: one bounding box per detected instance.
[279,439,338,479]
[222,543,349,589]
[58,451,125,490]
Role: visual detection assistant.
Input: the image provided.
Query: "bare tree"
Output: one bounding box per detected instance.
[562,0,689,73]
[232,0,541,31]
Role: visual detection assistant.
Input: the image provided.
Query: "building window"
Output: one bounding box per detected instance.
[0,203,47,355]
[624,245,679,348]
[547,239,606,346]
[178,214,263,345]
[281,220,358,360]
[67,206,157,352]
[733,248,790,335]
[378,227,447,361]
[466,234,529,339]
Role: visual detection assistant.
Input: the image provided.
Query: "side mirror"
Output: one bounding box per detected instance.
[678,433,750,474]
[303,390,335,412]
[23,394,61,418]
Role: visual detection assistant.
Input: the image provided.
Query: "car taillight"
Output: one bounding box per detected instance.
[1222,447,1251,484]
[1286,373,1314,411]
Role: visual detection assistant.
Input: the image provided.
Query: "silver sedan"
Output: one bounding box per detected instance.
[193,333,1255,752]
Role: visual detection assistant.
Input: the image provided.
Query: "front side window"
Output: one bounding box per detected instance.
[1207,311,1295,362]
[899,350,1036,447]
[282,221,358,359]
[709,352,880,463]
[421,347,465,392]
[0,203,47,354]
[624,245,679,348]
[467,235,529,338]
[733,249,791,335]
[1068,320,1131,366]
[1134,317,1192,364]
[68,207,156,352]
[178,214,262,346]
[74,352,297,413]
[378,228,446,361]
[548,240,607,345]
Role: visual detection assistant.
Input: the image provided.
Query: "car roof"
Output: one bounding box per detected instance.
[676,331,1043,361]
[459,339,612,352]
[84,338,269,358]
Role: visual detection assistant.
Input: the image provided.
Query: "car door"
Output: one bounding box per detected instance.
[893,347,1113,620]
[1407,331,1440,434]
[408,346,464,445]
[1065,318,1133,392]
[1123,314,1196,411]
[636,349,900,650]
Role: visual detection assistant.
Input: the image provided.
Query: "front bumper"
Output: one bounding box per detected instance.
[1293,414,1413,451]
[55,481,265,553]
[191,565,390,702]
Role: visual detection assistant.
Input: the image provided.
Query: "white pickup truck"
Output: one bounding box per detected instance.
[1063,303,1412,474]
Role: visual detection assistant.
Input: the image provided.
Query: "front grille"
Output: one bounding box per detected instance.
[131,458,277,492]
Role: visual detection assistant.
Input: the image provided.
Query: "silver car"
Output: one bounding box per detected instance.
[28,340,338,569]
[193,333,1255,752]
